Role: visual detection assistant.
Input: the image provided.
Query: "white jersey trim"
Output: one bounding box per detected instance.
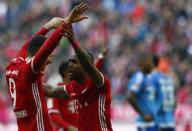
[32,82,45,131]
[159,123,175,128]
[63,85,71,97]
[12,57,24,62]
[136,121,155,128]
[26,57,38,74]
[99,95,108,131]
[48,109,59,114]
[31,57,38,73]
[97,72,105,88]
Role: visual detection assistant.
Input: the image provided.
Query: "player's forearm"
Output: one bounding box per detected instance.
[43,84,69,99]
[50,113,70,128]
[72,43,103,86]
[35,27,50,36]
[74,45,94,73]
[33,24,65,72]
[128,92,145,116]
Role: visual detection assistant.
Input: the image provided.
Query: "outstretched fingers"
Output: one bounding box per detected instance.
[76,15,88,22]
[78,3,88,13]
[74,3,88,14]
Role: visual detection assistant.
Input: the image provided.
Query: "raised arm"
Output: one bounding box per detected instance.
[31,3,88,73]
[95,46,108,70]
[16,17,64,58]
[31,24,65,73]
[64,25,104,87]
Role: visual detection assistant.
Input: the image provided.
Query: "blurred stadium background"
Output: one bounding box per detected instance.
[0,0,192,130]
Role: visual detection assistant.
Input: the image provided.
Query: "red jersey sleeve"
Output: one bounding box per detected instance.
[95,58,104,70]
[47,98,70,129]
[50,113,70,129]
[16,27,49,58]
[31,24,65,73]
[87,74,111,95]
[47,98,59,114]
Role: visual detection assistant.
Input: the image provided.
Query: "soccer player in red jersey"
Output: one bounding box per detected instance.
[5,3,88,131]
[62,25,113,131]
[46,46,108,131]
[47,62,78,131]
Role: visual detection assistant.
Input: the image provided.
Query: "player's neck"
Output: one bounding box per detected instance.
[76,75,87,84]
[63,78,69,84]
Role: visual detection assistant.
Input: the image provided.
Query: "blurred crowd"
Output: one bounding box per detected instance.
[1,0,192,129]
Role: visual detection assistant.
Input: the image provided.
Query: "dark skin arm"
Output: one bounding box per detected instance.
[63,24,104,87]
[128,91,153,122]
[43,84,69,99]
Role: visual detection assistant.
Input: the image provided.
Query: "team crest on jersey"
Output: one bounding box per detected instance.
[15,110,27,118]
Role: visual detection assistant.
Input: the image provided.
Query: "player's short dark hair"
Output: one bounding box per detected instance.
[28,35,47,56]
[152,54,159,67]
[58,61,69,78]
[137,53,151,64]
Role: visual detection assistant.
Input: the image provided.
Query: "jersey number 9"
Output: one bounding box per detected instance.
[8,78,16,109]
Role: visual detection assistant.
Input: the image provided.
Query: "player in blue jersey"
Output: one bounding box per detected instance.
[127,54,160,131]
[152,55,175,131]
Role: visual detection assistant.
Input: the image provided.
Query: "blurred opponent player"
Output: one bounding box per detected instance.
[127,54,162,131]
[153,55,175,131]
[5,3,88,131]
[62,24,113,131]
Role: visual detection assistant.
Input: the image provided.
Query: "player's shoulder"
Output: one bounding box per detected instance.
[97,73,110,87]
[151,70,164,78]
[102,74,110,83]
[130,71,144,83]
[9,57,25,63]
[131,71,144,78]
[86,73,111,91]
[6,57,25,69]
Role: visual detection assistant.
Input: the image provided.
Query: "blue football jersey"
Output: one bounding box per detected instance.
[128,71,161,127]
[156,74,175,128]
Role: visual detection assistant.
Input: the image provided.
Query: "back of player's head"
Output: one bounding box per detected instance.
[137,53,151,64]
[58,61,69,78]
[152,54,160,67]
[28,35,47,56]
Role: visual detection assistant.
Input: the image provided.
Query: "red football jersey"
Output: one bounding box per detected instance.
[6,57,53,131]
[5,25,64,131]
[64,75,113,131]
[47,83,78,131]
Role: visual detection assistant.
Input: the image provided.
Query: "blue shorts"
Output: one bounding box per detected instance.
[138,126,158,131]
[159,127,175,131]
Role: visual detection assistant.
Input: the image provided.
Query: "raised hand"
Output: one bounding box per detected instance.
[65,3,88,24]
[44,17,64,30]
[101,44,109,57]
